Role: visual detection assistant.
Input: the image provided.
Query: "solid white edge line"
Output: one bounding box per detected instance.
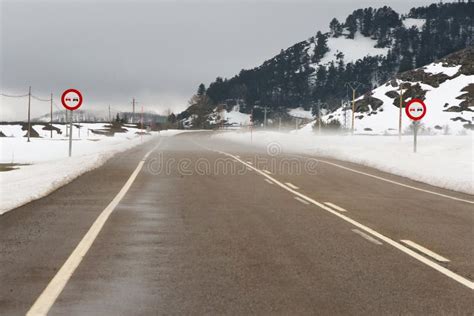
[26,141,162,316]
[294,196,310,205]
[263,169,272,174]
[289,153,474,205]
[246,161,253,165]
[400,240,450,262]
[285,182,299,190]
[324,202,348,212]
[264,179,274,185]
[352,229,383,245]
[212,150,474,290]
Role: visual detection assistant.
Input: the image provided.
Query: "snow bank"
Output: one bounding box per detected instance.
[288,107,314,119]
[0,126,184,215]
[423,62,461,77]
[213,131,474,195]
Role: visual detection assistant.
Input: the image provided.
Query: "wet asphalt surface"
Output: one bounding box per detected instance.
[1,132,473,315]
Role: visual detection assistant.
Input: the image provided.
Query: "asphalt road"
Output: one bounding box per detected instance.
[1,132,473,315]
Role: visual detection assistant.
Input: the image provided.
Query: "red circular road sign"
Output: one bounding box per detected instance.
[61,89,83,111]
[405,98,426,121]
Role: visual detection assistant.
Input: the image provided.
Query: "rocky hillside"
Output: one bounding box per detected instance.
[321,46,473,134]
[178,2,473,128]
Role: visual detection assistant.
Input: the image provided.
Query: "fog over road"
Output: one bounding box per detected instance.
[1,132,473,315]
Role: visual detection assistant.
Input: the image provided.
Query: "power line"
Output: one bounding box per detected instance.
[31,94,52,102]
[0,92,29,98]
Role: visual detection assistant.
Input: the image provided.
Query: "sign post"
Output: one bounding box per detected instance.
[405,98,426,153]
[61,89,83,157]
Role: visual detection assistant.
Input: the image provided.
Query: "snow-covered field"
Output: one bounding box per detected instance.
[0,124,183,215]
[213,131,473,195]
[317,32,389,66]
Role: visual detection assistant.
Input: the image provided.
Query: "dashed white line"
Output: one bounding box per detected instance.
[352,229,383,245]
[264,179,274,185]
[211,149,474,290]
[263,169,272,174]
[285,182,299,190]
[400,240,450,262]
[294,196,310,205]
[324,202,348,212]
[26,141,162,316]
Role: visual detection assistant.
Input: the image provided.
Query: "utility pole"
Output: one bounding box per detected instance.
[263,105,267,129]
[50,93,53,138]
[346,82,361,135]
[278,117,281,131]
[108,105,111,123]
[250,108,253,144]
[317,101,322,134]
[132,98,136,124]
[399,81,403,140]
[27,86,31,142]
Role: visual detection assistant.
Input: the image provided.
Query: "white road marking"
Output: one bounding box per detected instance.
[400,240,450,262]
[235,155,240,158]
[26,141,162,316]
[211,149,474,290]
[352,229,383,245]
[263,169,272,174]
[324,202,348,212]
[285,182,299,190]
[246,161,253,165]
[294,196,310,205]
[289,153,474,205]
[264,179,274,185]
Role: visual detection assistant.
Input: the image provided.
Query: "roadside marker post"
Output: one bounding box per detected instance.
[405,98,426,153]
[61,89,83,157]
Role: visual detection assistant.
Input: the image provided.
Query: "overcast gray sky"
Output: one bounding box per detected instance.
[1,0,435,120]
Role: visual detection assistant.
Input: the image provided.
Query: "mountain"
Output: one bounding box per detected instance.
[178,2,473,128]
[318,46,473,134]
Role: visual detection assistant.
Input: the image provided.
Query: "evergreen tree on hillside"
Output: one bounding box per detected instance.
[197,83,206,96]
[345,14,358,39]
[329,18,343,37]
[313,31,329,62]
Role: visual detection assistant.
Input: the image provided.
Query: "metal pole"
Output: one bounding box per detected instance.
[132,98,135,124]
[351,88,355,135]
[263,105,267,129]
[414,122,417,153]
[50,93,53,138]
[65,110,68,137]
[250,108,253,144]
[69,110,73,157]
[27,86,31,142]
[399,82,403,140]
[318,101,321,134]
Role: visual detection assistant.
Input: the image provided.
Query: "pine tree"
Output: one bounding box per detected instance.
[313,31,329,62]
[329,18,343,37]
[197,83,206,96]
